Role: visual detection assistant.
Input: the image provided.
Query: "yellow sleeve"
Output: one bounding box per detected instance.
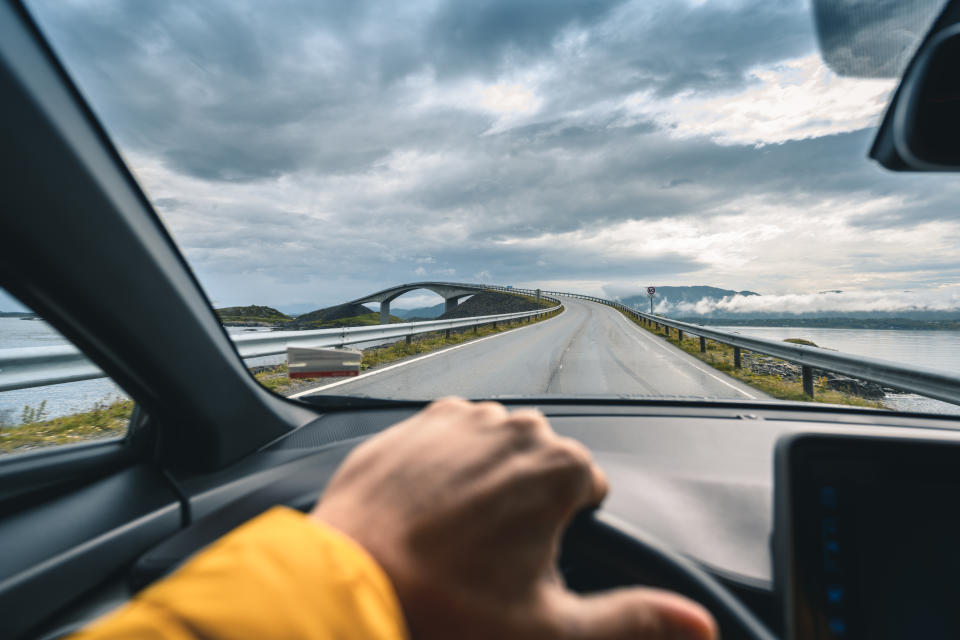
[71,506,409,640]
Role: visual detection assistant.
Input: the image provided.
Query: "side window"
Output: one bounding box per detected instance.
[0,287,131,456]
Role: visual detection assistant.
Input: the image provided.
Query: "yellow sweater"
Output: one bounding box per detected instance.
[72,507,409,640]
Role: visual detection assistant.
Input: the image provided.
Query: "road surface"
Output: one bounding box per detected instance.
[295,297,766,400]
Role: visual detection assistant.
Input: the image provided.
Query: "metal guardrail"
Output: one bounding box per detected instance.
[6,281,960,408]
[0,298,561,392]
[230,304,560,358]
[538,291,960,407]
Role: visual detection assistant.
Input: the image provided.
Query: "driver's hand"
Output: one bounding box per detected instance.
[310,397,717,640]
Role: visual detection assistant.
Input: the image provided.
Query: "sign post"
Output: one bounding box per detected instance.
[647,286,656,314]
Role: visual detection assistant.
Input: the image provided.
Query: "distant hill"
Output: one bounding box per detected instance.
[621,286,759,310]
[274,302,323,317]
[392,303,446,320]
[290,303,375,328]
[216,305,292,325]
[681,316,960,330]
[618,286,960,326]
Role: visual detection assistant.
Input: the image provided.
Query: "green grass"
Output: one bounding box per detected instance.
[220,315,293,324]
[0,399,133,455]
[254,363,299,394]
[216,305,292,325]
[621,312,884,409]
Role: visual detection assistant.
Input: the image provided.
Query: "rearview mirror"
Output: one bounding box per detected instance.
[887,25,960,169]
[870,2,960,171]
[812,0,947,78]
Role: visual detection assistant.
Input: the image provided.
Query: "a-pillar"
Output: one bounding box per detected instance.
[380,301,390,324]
[445,297,459,314]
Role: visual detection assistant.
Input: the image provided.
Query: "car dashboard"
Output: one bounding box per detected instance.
[25,399,960,640]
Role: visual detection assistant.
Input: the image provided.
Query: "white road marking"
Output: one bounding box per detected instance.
[606,306,758,399]
[288,312,563,399]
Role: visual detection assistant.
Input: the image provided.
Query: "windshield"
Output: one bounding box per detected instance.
[18,0,960,417]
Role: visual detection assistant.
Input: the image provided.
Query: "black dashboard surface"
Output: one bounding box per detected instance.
[32,400,960,640]
[173,401,960,591]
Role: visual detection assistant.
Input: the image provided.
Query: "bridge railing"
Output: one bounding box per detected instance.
[0,299,562,392]
[516,289,960,407]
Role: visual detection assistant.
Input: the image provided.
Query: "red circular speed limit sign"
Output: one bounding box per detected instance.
[647,286,656,295]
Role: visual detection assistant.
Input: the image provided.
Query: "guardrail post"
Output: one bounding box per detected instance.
[444,329,451,339]
[699,336,706,353]
[802,366,815,397]
[733,347,741,369]
[678,329,684,341]
[474,324,478,334]
[493,321,497,329]
[665,326,670,337]
[405,335,412,346]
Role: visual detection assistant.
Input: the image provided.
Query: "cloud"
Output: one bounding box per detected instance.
[424,0,628,78]
[656,287,960,315]
[622,54,896,146]
[22,0,960,310]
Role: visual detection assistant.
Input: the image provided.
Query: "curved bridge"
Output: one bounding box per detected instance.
[348,281,487,323]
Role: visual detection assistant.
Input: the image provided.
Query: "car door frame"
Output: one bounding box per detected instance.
[0,2,321,636]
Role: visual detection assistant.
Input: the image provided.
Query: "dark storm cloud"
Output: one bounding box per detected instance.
[382,127,924,238]
[425,0,628,77]
[23,0,960,306]
[582,0,814,97]
[28,0,816,183]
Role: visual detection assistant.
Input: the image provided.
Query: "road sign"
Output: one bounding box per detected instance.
[647,286,656,295]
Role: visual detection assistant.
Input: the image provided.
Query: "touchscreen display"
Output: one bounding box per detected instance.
[783,436,960,639]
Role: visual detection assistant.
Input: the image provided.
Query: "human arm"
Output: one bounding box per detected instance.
[76,397,716,640]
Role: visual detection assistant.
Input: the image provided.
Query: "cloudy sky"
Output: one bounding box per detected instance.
[21,0,960,313]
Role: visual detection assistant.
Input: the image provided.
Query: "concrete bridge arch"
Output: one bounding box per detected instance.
[349,282,486,324]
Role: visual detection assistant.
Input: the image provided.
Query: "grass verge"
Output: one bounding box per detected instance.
[255,307,564,396]
[620,311,884,409]
[0,399,134,455]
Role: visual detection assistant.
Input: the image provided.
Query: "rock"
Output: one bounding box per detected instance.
[743,354,800,380]
[742,353,887,399]
[823,376,887,400]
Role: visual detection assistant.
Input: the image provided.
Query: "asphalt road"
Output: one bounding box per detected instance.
[297,297,766,401]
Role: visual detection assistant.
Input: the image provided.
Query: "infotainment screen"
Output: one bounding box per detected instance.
[775,434,960,640]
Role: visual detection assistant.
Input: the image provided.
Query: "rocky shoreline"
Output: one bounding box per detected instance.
[742,353,896,400]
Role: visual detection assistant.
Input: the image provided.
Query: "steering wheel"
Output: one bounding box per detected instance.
[563,509,778,640]
[133,452,779,640]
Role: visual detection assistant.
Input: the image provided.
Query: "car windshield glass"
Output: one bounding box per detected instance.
[21,0,960,417]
